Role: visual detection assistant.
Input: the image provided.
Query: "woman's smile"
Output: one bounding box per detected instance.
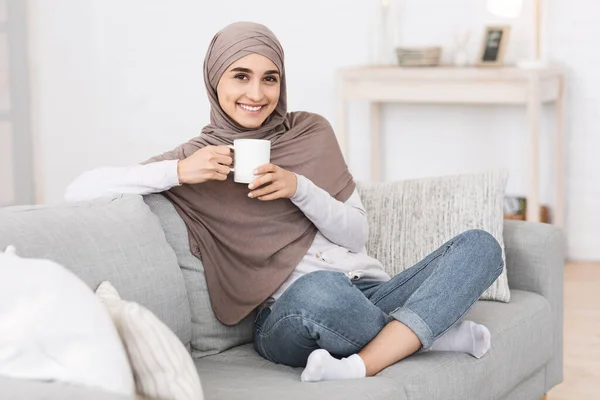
[237,102,267,114]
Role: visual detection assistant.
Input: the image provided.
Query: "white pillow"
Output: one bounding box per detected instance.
[357,170,510,302]
[0,246,135,396]
[96,281,203,400]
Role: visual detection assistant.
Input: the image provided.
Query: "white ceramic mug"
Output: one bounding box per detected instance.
[227,139,271,184]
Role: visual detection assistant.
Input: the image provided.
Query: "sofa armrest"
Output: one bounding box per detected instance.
[0,376,134,400]
[502,219,565,391]
[503,220,565,297]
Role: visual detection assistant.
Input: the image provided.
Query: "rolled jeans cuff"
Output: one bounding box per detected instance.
[389,306,435,349]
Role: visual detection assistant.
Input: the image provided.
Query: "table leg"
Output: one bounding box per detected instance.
[370,102,381,182]
[555,76,566,228]
[527,76,542,223]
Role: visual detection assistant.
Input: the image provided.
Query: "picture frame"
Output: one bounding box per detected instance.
[478,26,511,66]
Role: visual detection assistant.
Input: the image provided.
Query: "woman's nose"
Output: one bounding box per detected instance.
[246,81,263,102]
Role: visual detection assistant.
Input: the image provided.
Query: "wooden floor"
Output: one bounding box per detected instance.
[547,262,600,400]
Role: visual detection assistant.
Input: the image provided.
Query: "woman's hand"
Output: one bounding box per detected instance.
[177,146,233,185]
[247,164,297,201]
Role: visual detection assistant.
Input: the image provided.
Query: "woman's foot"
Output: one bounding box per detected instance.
[301,320,490,382]
[301,349,366,382]
[429,320,491,358]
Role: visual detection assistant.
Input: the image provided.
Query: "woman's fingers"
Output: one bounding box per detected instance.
[257,190,285,201]
[215,154,233,166]
[214,163,231,175]
[249,172,274,190]
[212,171,228,181]
[213,145,232,155]
[248,180,281,198]
[246,165,289,200]
[253,163,277,176]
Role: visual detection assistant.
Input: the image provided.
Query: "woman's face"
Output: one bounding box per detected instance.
[217,53,281,129]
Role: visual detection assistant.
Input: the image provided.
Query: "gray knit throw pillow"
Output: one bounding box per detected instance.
[357,170,510,302]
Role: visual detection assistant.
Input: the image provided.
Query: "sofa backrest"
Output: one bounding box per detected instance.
[0,195,192,346]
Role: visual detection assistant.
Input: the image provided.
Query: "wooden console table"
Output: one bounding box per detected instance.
[335,66,565,226]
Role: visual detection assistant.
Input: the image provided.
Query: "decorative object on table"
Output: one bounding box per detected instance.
[369,0,400,66]
[504,195,527,216]
[487,0,545,68]
[503,195,550,223]
[396,46,442,67]
[452,29,472,67]
[478,25,511,66]
[487,0,523,17]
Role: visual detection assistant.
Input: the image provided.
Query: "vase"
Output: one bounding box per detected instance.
[452,29,471,67]
[369,0,398,66]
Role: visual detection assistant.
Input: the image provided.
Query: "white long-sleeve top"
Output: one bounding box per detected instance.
[65,160,391,301]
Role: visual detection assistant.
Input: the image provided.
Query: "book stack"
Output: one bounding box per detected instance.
[395,47,442,67]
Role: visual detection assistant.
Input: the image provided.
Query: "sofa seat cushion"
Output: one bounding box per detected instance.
[0,376,132,400]
[195,344,404,400]
[377,290,552,400]
[195,290,550,400]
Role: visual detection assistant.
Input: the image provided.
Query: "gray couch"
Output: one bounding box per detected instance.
[0,193,564,400]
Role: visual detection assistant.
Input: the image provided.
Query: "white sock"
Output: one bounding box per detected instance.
[429,320,491,359]
[301,349,366,382]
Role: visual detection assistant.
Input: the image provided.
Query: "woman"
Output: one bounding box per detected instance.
[66,21,503,382]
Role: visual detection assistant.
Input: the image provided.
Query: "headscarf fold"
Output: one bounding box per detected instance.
[144,21,355,325]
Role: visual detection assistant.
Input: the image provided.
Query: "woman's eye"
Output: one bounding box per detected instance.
[264,76,278,83]
[234,74,249,80]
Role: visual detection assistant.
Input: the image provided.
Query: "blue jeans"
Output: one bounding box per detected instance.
[253,229,503,367]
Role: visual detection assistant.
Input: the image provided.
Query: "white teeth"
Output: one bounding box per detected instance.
[239,104,262,111]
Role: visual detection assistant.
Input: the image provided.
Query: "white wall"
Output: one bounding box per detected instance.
[0,0,13,206]
[27,0,599,260]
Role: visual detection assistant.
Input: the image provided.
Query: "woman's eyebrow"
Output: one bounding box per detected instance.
[230,67,280,75]
[230,67,253,73]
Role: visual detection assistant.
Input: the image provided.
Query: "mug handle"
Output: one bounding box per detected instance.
[227,145,235,173]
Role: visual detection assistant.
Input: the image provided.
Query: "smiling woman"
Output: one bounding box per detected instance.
[64,21,503,385]
[216,54,281,129]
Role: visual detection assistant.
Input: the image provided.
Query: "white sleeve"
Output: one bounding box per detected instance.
[290,174,368,253]
[64,160,180,202]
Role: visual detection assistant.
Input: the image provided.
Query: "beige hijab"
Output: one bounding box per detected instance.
[144,21,355,325]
